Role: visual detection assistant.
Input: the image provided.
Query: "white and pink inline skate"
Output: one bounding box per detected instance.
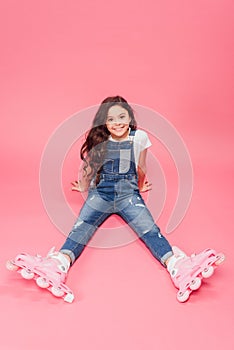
[6,247,74,303]
[167,246,225,302]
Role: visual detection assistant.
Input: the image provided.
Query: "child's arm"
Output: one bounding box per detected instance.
[71,164,92,192]
[137,149,152,192]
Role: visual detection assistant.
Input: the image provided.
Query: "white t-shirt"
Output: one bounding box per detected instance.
[109,129,152,167]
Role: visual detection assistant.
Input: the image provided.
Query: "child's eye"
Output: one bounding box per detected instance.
[107,118,113,123]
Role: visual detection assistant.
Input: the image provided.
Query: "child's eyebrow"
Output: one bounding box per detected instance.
[107,113,126,118]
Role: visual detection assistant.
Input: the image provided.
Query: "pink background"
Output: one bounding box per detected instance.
[1,1,234,349]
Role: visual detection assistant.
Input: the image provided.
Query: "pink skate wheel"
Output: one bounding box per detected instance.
[21,268,34,280]
[36,277,50,289]
[202,266,214,278]
[177,290,190,302]
[51,286,64,297]
[190,277,201,291]
[6,260,19,271]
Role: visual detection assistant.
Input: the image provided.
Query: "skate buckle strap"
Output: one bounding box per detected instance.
[47,248,70,273]
[167,254,185,275]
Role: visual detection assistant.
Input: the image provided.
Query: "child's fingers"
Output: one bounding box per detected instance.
[140,181,153,192]
[71,181,79,186]
[71,186,80,191]
[71,180,81,191]
[145,181,152,188]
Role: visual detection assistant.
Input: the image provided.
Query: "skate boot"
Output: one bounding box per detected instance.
[167,246,225,302]
[6,247,74,303]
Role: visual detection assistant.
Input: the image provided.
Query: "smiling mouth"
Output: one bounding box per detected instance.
[112,126,126,131]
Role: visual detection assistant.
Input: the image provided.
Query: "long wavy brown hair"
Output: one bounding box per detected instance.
[80,96,137,184]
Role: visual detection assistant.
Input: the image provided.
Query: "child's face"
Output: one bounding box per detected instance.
[106,105,131,140]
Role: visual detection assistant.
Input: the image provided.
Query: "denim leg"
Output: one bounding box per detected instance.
[117,192,173,266]
[60,190,113,264]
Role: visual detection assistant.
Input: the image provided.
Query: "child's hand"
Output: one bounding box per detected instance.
[71,180,85,192]
[139,180,152,193]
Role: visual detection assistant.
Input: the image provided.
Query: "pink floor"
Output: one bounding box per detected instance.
[1,1,234,349]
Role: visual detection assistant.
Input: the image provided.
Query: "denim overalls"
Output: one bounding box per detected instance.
[60,130,173,266]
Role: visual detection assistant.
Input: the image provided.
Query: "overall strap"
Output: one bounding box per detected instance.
[129,129,136,142]
[129,129,136,136]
